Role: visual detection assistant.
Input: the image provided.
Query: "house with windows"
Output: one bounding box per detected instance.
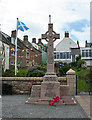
[1,30,42,70]
[54,31,79,63]
[10,30,42,68]
[80,40,92,67]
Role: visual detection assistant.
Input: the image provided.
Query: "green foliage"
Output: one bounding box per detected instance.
[76,54,81,62]
[74,68,92,93]
[59,64,70,76]
[26,66,46,77]
[54,62,70,76]
[17,68,28,77]
[69,55,85,69]
[2,69,15,77]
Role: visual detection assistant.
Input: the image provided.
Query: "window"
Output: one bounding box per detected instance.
[89,50,92,57]
[11,51,15,56]
[54,53,56,59]
[63,52,66,59]
[55,52,71,59]
[67,52,71,59]
[60,53,63,59]
[82,50,84,57]
[86,50,88,57]
[26,52,30,58]
[56,52,59,59]
[26,60,29,64]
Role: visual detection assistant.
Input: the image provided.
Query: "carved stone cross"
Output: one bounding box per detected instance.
[42,23,60,74]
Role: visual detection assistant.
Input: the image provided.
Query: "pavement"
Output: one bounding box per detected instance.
[75,95,91,119]
[1,95,90,119]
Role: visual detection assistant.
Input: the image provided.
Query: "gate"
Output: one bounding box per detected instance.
[76,75,92,95]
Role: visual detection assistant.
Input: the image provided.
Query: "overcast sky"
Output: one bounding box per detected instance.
[0,0,91,47]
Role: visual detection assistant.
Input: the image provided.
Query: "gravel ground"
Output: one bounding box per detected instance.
[1,95,90,119]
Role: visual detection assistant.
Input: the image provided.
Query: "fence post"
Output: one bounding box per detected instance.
[66,69,76,96]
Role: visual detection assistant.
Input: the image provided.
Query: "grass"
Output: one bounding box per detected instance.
[73,67,92,93]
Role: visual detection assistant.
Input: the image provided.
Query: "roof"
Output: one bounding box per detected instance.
[0,32,11,45]
[55,37,78,52]
[1,31,42,53]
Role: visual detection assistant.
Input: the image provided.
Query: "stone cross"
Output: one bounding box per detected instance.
[41,18,60,74]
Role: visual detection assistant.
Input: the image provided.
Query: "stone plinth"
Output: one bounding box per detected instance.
[41,82,60,99]
[26,84,76,105]
[66,69,76,96]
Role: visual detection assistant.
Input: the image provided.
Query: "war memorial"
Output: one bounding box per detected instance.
[26,15,76,106]
[1,16,91,120]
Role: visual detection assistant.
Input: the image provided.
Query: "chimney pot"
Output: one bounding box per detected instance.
[11,30,16,38]
[85,40,87,47]
[77,40,79,48]
[32,38,36,44]
[65,31,69,38]
[38,38,41,43]
[24,35,28,41]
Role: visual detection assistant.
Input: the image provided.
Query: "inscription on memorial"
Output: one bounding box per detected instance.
[44,77,57,81]
[45,83,56,97]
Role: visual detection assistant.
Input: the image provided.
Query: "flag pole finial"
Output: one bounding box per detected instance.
[49,15,51,23]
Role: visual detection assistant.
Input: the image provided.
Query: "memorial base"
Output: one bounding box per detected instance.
[26,83,76,105]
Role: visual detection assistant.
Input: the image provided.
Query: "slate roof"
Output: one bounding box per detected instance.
[55,37,78,52]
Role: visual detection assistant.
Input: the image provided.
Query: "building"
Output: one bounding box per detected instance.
[54,31,79,63]
[1,30,42,70]
[32,38,47,64]
[0,32,10,71]
[37,38,47,64]
[80,40,92,67]
[10,30,42,68]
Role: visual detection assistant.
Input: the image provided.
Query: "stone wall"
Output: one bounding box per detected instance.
[1,77,67,94]
[1,69,76,95]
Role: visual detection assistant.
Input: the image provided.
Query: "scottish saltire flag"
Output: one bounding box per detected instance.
[18,21,29,32]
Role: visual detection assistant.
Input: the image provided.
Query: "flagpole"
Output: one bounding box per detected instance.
[15,18,18,76]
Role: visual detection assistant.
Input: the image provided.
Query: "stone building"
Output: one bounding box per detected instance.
[54,31,79,63]
[1,30,42,70]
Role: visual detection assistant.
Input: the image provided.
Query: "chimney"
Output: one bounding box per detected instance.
[85,40,87,47]
[65,31,69,38]
[23,35,28,45]
[32,38,36,44]
[38,38,41,44]
[77,40,79,48]
[11,30,16,38]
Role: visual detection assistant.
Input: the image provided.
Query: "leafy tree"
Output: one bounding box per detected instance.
[2,69,15,77]
[17,68,28,77]
[26,66,46,77]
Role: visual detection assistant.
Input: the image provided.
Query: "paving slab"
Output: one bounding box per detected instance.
[75,95,91,119]
[1,95,90,119]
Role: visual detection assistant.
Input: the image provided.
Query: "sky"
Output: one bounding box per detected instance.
[0,0,91,47]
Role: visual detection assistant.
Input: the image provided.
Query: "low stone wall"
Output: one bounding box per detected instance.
[1,69,76,95]
[1,77,67,94]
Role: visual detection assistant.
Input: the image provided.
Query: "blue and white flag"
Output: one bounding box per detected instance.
[18,21,29,32]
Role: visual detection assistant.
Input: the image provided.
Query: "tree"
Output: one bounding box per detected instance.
[26,66,46,77]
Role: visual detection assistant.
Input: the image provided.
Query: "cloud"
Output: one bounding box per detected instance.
[70,26,90,45]
[65,19,90,32]
[0,0,91,46]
